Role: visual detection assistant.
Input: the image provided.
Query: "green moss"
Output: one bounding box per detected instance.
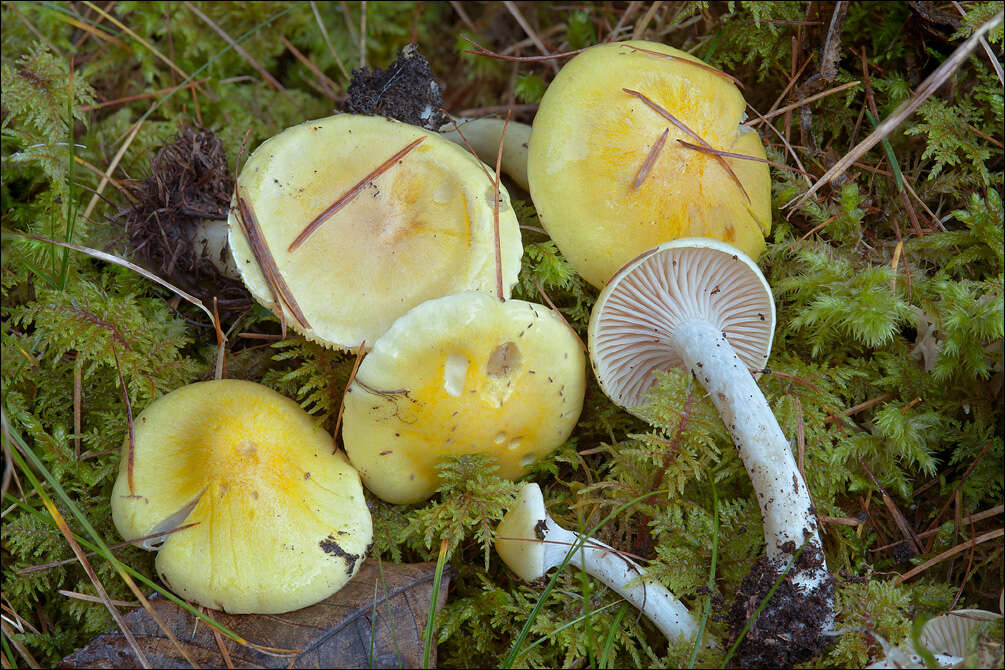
[2,2,1002,667]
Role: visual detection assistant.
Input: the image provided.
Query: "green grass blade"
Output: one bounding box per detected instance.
[721,539,810,667]
[598,602,629,669]
[422,538,449,669]
[500,488,672,669]
[866,109,904,192]
[687,480,720,668]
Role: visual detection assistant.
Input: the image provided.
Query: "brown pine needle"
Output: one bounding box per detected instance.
[280,34,338,99]
[462,35,590,62]
[623,88,750,203]
[895,528,1004,585]
[676,139,814,177]
[532,276,586,352]
[79,78,211,112]
[871,505,1004,552]
[109,347,135,495]
[633,128,669,189]
[503,1,560,73]
[57,591,137,607]
[623,45,744,88]
[235,191,309,333]
[333,341,367,452]
[492,112,510,301]
[751,80,861,124]
[237,192,307,331]
[289,137,425,252]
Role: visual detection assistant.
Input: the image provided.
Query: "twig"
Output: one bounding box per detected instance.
[785,10,1004,211]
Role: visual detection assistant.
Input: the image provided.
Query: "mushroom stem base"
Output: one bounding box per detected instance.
[667,319,830,599]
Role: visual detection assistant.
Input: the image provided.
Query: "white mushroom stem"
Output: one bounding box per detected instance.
[534,510,701,642]
[191,218,240,280]
[669,319,828,595]
[440,117,531,192]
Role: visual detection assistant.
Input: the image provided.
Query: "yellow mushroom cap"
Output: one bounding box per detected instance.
[229,114,523,349]
[528,41,771,288]
[110,380,372,614]
[342,291,586,505]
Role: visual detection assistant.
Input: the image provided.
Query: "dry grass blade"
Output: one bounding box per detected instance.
[623,45,744,88]
[462,35,590,62]
[82,119,142,224]
[310,1,351,82]
[184,1,296,106]
[676,139,814,177]
[82,1,207,98]
[0,619,42,669]
[1,229,218,327]
[503,1,559,73]
[289,137,425,252]
[16,523,201,575]
[858,457,922,554]
[40,498,151,668]
[57,591,137,607]
[623,88,751,203]
[633,128,669,189]
[631,0,664,40]
[280,35,338,99]
[872,505,1004,551]
[785,9,1004,211]
[953,1,1004,85]
[235,191,309,332]
[895,528,1005,584]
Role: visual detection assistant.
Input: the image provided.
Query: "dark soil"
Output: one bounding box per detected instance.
[118,125,251,313]
[344,44,449,131]
[726,543,836,669]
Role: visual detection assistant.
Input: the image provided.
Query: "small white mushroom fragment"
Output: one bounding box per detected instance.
[495,482,703,643]
[440,116,533,192]
[588,238,833,647]
[342,291,585,505]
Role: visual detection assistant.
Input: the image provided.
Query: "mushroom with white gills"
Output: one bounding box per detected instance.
[342,291,585,505]
[495,482,703,644]
[866,608,1003,669]
[587,238,834,648]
